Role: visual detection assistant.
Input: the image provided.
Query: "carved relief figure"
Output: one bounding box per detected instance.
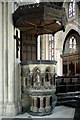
[45,67,52,86]
[32,67,41,88]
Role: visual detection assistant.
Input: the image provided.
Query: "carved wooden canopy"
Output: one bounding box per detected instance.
[13,2,67,35]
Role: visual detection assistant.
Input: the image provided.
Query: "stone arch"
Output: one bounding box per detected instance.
[61,29,80,76]
[32,67,41,88]
[32,67,41,73]
[45,66,52,83]
[63,29,80,54]
[45,66,51,72]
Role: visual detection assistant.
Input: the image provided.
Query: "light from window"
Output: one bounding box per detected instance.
[48,34,54,60]
[69,0,75,18]
[69,36,76,53]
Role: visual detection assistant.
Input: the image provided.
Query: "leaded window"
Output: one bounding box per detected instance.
[69,36,76,53]
[69,0,75,18]
[48,34,54,60]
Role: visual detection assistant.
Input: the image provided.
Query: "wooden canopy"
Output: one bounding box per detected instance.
[13,2,66,35]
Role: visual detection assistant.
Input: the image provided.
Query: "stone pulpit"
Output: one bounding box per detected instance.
[21,60,57,115]
[13,2,66,115]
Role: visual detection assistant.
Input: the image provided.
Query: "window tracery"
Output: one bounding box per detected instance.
[69,0,75,18]
[69,36,76,53]
[48,34,54,60]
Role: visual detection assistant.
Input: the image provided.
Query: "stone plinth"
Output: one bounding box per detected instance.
[20,60,57,116]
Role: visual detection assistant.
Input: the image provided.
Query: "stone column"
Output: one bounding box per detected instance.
[46,35,49,60]
[39,97,45,112]
[6,3,18,116]
[33,97,38,112]
[2,2,8,115]
[41,35,46,60]
[37,35,40,60]
[45,96,51,112]
[14,28,21,114]
[23,77,26,89]
[0,2,4,116]
[54,33,63,76]
[30,97,34,111]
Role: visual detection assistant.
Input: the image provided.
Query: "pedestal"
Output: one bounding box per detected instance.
[0,102,4,116]
[6,102,18,116]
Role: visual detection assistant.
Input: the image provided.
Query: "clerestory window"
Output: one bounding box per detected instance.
[69,0,75,18]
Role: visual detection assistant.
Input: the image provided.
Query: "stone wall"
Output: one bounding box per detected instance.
[0,2,21,116]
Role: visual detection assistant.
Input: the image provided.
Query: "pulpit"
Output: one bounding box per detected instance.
[21,60,57,115]
[13,2,67,115]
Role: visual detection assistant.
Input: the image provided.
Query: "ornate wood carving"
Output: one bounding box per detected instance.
[13,2,67,35]
[61,52,80,76]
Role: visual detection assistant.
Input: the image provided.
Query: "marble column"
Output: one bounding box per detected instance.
[39,97,45,112]
[33,97,38,112]
[45,96,51,112]
[6,3,18,116]
[0,2,4,116]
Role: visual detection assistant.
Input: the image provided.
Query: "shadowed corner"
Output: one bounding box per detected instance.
[1,118,33,120]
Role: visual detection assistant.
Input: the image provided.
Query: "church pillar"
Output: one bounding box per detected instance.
[0,2,4,116]
[41,35,46,60]
[14,28,22,114]
[37,35,40,60]
[6,3,18,116]
[41,34,49,60]
[46,35,49,60]
[2,2,8,115]
[54,33,63,76]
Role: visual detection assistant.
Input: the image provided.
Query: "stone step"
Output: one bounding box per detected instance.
[2,118,32,120]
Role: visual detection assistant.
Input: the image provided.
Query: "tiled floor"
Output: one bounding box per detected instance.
[0,105,75,120]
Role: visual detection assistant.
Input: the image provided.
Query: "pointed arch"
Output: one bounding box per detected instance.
[63,29,80,54]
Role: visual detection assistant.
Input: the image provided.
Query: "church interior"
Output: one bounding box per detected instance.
[0,0,80,119]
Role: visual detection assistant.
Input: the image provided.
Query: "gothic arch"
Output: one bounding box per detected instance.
[61,29,80,76]
[63,29,80,54]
